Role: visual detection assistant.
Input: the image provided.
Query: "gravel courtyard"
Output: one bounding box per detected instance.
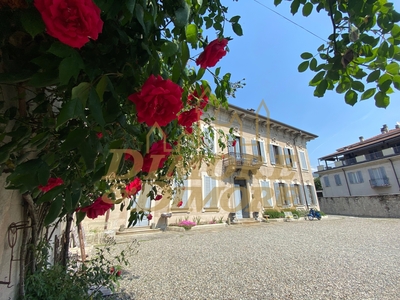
[115,217,400,300]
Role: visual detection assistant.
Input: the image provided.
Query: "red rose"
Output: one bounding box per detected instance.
[178,108,202,134]
[110,267,115,274]
[188,87,209,109]
[147,213,153,221]
[232,140,237,147]
[96,132,103,139]
[77,197,113,219]
[154,195,162,201]
[177,200,183,208]
[34,0,103,48]
[128,75,183,127]
[39,177,63,192]
[196,38,228,69]
[116,270,122,277]
[125,178,142,197]
[142,140,172,173]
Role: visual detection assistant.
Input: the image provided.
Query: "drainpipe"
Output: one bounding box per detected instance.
[388,158,400,191]
[342,168,352,196]
[294,132,309,209]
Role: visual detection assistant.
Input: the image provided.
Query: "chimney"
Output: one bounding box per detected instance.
[381,124,389,134]
[396,123,400,129]
[359,136,364,142]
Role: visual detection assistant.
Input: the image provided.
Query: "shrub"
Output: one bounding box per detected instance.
[178,220,196,230]
[263,209,284,219]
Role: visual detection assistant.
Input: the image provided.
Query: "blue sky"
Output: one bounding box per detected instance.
[198,0,400,170]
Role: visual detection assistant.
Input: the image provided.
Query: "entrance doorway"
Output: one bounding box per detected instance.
[233,179,250,219]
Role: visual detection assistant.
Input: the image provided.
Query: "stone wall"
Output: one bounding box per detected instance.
[319,195,400,218]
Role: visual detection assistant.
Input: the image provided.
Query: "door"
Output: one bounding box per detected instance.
[234,179,249,218]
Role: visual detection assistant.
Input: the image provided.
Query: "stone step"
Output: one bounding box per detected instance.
[116,228,161,235]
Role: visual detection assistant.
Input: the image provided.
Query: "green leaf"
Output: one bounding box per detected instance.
[59,54,84,85]
[71,182,82,211]
[27,70,59,88]
[274,0,283,5]
[302,2,313,16]
[309,71,325,84]
[392,24,400,38]
[88,88,106,128]
[135,4,147,35]
[374,91,390,108]
[229,16,241,23]
[20,9,45,37]
[125,0,136,14]
[351,81,365,92]
[366,70,381,82]
[345,89,358,106]
[301,52,313,59]
[314,79,328,97]
[161,41,178,57]
[78,142,96,172]
[71,82,91,107]
[96,75,108,102]
[186,24,198,46]
[174,3,190,28]
[291,0,300,15]
[48,42,75,58]
[298,61,309,72]
[378,41,389,56]
[60,128,87,151]
[196,68,206,80]
[386,62,399,75]
[56,98,85,129]
[309,58,317,71]
[181,41,190,67]
[393,75,400,90]
[232,23,243,36]
[37,185,65,204]
[361,88,376,100]
[44,195,64,226]
[378,74,392,92]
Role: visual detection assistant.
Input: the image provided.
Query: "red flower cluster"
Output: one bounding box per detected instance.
[142,140,172,173]
[178,108,202,134]
[196,38,228,69]
[34,0,103,48]
[188,87,209,109]
[232,140,237,147]
[39,177,63,193]
[147,213,153,221]
[125,177,142,197]
[177,200,183,208]
[154,194,162,201]
[77,197,113,219]
[128,75,183,127]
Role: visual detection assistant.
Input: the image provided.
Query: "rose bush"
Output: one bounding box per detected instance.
[142,140,173,173]
[196,38,229,69]
[128,75,184,127]
[38,178,64,192]
[178,108,203,134]
[34,0,103,48]
[77,197,113,219]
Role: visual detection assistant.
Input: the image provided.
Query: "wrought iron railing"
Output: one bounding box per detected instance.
[365,151,384,161]
[369,177,390,187]
[223,152,263,169]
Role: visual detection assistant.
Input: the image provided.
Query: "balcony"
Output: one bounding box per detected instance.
[223,152,263,174]
[318,146,399,171]
[369,177,391,188]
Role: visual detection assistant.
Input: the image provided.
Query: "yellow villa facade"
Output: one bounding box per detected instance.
[94,103,319,232]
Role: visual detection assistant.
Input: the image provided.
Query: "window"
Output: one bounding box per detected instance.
[323,176,330,187]
[299,151,308,170]
[173,179,189,209]
[304,185,317,205]
[284,148,296,168]
[203,126,215,153]
[260,180,273,207]
[368,167,389,186]
[269,144,283,165]
[203,175,218,208]
[273,182,291,206]
[334,174,342,186]
[290,184,305,205]
[252,140,267,163]
[348,171,364,184]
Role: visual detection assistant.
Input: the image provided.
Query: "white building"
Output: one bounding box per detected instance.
[317,124,400,197]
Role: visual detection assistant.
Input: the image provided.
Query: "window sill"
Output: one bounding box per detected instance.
[203,207,220,213]
[171,208,190,213]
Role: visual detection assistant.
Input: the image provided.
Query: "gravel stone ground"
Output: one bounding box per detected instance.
[111,216,400,300]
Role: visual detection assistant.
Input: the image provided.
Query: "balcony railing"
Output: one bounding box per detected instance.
[365,151,383,161]
[318,146,399,171]
[223,152,263,170]
[369,177,391,188]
